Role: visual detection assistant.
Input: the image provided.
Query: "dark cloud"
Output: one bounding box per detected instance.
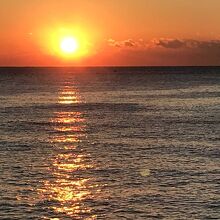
[195,40,220,49]
[123,39,136,47]
[107,38,220,64]
[106,37,220,65]
[154,39,185,49]
[154,38,220,50]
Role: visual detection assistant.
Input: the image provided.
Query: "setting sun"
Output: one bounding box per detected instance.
[43,27,92,60]
[60,37,79,54]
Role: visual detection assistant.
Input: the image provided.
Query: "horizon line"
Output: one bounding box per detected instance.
[0,65,220,68]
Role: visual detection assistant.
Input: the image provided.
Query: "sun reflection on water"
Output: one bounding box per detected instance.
[39,84,97,219]
[58,85,81,104]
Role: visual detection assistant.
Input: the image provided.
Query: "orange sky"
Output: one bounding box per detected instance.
[0,0,220,66]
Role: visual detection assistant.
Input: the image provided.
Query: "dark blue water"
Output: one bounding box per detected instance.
[0,67,219,219]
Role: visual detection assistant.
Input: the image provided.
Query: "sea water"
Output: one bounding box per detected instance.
[0,67,219,219]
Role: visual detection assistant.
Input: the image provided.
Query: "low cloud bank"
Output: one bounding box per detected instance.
[108,38,220,50]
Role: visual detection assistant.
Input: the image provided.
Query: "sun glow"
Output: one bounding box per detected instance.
[43,27,92,59]
[60,37,79,54]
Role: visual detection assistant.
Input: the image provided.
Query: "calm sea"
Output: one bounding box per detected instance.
[0,67,219,219]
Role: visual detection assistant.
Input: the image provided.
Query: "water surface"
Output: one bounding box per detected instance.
[0,67,219,219]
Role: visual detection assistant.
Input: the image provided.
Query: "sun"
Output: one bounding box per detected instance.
[45,27,91,59]
[60,37,79,54]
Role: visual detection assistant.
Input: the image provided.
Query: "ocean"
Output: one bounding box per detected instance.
[0,67,219,219]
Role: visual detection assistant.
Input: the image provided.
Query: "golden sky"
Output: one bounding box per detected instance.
[0,0,220,66]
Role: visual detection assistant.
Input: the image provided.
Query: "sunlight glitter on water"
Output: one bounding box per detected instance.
[58,85,82,105]
[39,83,97,219]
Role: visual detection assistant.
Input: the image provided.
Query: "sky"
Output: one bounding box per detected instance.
[0,0,220,66]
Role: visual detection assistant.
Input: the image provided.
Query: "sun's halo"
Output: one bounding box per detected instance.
[45,27,91,59]
[60,37,79,54]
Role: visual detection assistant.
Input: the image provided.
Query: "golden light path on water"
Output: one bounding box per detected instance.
[58,85,80,105]
[39,83,97,219]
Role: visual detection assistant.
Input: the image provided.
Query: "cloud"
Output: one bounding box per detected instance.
[106,37,220,65]
[194,40,220,50]
[153,38,220,50]
[123,39,136,47]
[107,39,121,47]
[154,38,185,49]
[109,38,220,51]
[108,38,147,48]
